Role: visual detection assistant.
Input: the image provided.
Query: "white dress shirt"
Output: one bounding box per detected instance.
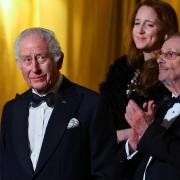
[125,94,180,180]
[28,74,63,170]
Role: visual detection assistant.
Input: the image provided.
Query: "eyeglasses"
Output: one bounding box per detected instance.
[156,50,180,60]
[19,53,51,66]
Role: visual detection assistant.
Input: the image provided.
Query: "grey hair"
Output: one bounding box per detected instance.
[14,27,63,62]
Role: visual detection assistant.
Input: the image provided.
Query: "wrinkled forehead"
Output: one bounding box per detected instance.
[162,37,180,52]
[18,35,49,57]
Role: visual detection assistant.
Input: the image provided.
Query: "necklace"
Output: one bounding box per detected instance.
[126,69,140,98]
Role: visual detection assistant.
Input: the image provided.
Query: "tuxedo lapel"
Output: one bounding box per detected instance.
[35,78,82,174]
[11,90,34,175]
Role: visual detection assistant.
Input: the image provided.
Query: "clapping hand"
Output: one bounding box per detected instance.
[124,99,155,150]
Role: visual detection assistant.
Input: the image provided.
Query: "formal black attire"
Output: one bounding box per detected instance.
[118,95,180,180]
[0,77,119,180]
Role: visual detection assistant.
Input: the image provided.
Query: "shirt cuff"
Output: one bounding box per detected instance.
[125,140,138,160]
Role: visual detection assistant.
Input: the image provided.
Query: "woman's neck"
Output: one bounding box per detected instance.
[143,51,156,61]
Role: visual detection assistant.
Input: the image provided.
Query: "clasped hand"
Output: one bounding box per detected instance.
[116,99,155,151]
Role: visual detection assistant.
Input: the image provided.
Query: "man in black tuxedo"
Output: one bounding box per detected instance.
[119,33,180,179]
[0,28,119,180]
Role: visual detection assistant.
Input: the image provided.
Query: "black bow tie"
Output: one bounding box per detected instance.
[31,92,55,107]
[163,95,180,108]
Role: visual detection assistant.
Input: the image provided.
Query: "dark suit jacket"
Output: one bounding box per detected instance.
[119,108,180,180]
[0,77,119,180]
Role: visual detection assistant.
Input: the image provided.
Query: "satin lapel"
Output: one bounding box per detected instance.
[35,78,82,174]
[11,90,34,175]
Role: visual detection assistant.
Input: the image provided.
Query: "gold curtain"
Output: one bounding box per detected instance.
[0,0,180,116]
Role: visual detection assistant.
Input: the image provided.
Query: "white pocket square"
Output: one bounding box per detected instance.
[67,118,80,129]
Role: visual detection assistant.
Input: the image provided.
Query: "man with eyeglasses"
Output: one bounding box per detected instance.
[118,33,180,180]
[0,27,119,180]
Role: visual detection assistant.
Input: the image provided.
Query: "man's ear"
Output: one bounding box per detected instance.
[57,52,64,70]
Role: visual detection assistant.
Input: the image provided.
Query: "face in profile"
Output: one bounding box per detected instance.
[157,36,180,87]
[132,5,163,52]
[17,34,62,95]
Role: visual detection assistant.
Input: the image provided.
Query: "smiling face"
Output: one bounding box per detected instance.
[157,36,180,89]
[18,34,62,95]
[132,5,163,52]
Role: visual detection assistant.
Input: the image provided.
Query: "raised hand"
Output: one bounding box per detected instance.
[125,99,155,137]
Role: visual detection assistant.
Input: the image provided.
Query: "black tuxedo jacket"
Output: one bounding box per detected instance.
[119,105,180,180]
[0,77,119,180]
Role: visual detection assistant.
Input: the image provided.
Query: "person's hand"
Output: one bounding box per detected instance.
[116,128,133,143]
[116,128,139,151]
[128,129,139,152]
[125,99,155,137]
